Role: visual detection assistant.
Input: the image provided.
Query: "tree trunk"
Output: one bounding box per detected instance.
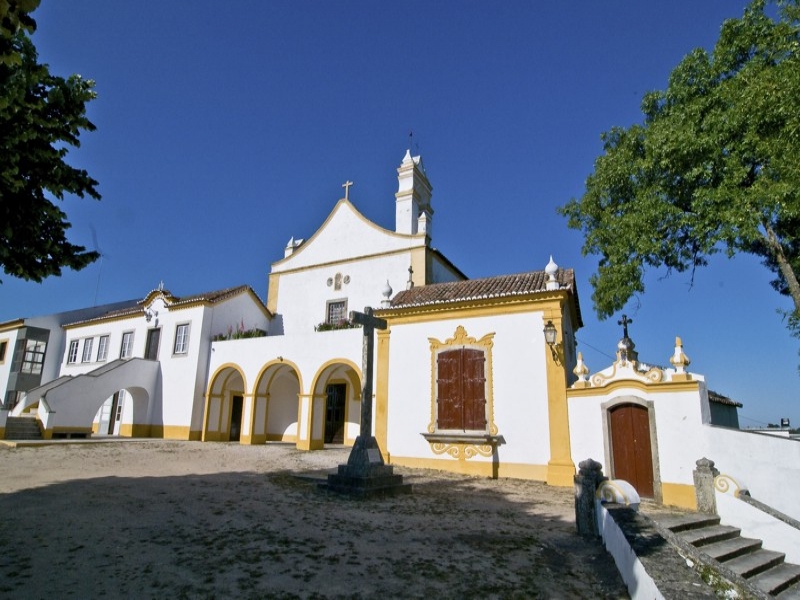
[763,221,800,315]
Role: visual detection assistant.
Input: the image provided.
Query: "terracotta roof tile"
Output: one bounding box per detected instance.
[64,285,264,327]
[708,390,743,408]
[389,269,581,324]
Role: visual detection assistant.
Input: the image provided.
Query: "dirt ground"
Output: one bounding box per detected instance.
[0,441,628,599]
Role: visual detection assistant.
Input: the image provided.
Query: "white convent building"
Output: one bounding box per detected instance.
[2,150,798,520]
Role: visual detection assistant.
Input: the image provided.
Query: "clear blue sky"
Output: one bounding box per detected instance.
[2,1,796,428]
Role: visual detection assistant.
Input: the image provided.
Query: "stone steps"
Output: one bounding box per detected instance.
[661,512,800,597]
[4,415,42,441]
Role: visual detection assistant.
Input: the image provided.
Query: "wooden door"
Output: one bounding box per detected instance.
[324,384,346,444]
[229,395,243,442]
[437,349,486,431]
[107,392,120,435]
[145,328,161,360]
[610,403,655,498]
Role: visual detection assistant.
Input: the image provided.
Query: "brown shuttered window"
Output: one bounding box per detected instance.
[437,348,487,431]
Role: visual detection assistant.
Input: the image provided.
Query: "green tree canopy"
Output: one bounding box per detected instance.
[560,0,800,321]
[1,0,100,283]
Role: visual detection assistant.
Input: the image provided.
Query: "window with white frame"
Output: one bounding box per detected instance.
[81,338,94,362]
[97,335,109,362]
[326,299,347,325]
[173,323,190,354]
[120,331,134,359]
[67,340,79,364]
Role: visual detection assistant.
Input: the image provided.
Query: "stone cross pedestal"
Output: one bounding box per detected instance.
[324,307,411,498]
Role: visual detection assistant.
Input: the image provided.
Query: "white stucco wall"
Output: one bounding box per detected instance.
[385,311,552,469]
[209,328,364,400]
[272,200,425,274]
[273,252,417,336]
[568,383,709,487]
[701,427,800,520]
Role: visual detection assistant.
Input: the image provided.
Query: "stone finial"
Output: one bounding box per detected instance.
[545,256,559,291]
[406,265,414,290]
[381,280,393,308]
[669,336,691,373]
[573,352,590,388]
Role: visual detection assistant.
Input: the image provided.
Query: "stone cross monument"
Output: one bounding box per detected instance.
[324,307,411,497]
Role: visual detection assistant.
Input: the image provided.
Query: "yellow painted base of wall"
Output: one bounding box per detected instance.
[266,433,297,443]
[91,423,99,434]
[662,483,697,511]
[116,424,200,440]
[546,460,576,487]
[0,427,5,439]
[390,455,549,481]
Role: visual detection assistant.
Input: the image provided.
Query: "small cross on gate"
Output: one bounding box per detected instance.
[618,314,632,338]
[342,180,354,201]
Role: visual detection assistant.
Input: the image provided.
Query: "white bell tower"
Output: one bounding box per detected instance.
[395,150,433,236]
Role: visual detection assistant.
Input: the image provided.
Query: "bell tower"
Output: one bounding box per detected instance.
[395,150,433,236]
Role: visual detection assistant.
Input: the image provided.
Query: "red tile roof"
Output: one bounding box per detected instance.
[389,268,581,324]
[64,285,265,327]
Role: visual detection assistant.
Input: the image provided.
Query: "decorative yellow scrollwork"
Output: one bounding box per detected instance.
[430,442,494,460]
[714,474,748,497]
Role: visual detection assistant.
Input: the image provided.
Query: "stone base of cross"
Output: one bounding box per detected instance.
[323,307,411,498]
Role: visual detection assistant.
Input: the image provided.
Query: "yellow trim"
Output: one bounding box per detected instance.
[270,198,426,270]
[661,483,697,510]
[390,455,548,481]
[375,327,390,456]
[0,336,9,364]
[542,307,576,487]
[378,290,574,325]
[91,422,100,434]
[266,433,297,442]
[267,272,280,314]
[0,319,25,333]
[203,364,248,442]
[129,424,152,437]
[411,246,426,286]
[426,326,497,448]
[147,425,195,440]
[567,379,701,397]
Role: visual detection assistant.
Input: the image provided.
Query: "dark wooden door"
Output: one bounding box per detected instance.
[145,328,161,360]
[229,395,243,442]
[437,348,486,431]
[610,404,654,497]
[325,384,346,444]
[107,392,120,435]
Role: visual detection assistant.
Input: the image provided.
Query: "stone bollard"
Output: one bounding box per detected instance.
[575,458,605,537]
[693,457,719,514]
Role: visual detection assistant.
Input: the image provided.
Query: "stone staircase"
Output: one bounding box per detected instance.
[4,414,43,441]
[659,512,800,598]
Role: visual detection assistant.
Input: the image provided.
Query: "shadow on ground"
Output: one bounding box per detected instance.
[0,467,628,599]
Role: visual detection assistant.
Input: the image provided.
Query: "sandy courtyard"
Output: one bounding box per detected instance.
[0,441,627,598]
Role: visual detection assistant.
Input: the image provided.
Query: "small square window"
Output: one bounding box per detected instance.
[0,339,8,364]
[326,300,347,325]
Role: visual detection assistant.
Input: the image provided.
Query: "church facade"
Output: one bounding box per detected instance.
[3,150,798,517]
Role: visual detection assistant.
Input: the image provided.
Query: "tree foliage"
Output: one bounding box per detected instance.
[1,0,100,283]
[560,0,800,321]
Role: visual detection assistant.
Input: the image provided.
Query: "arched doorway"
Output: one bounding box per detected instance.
[609,403,655,498]
[203,365,246,442]
[308,361,361,448]
[252,362,302,444]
